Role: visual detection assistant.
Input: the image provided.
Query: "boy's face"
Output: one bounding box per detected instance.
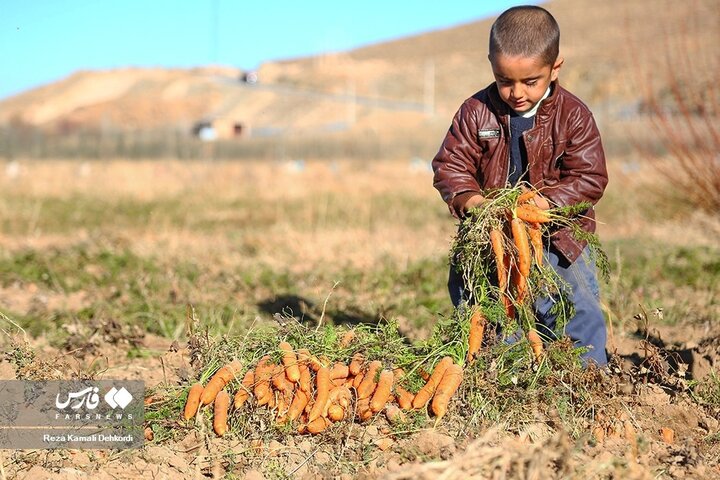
[489,54,563,113]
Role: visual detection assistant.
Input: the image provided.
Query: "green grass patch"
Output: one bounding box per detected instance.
[603,239,719,326]
[0,195,191,234]
[694,370,720,410]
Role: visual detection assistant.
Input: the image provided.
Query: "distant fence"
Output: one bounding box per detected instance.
[0,124,445,161]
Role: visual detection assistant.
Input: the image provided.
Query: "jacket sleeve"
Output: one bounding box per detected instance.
[432,101,483,218]
[543,110,608,207]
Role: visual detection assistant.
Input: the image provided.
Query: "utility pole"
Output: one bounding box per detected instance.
[347,78,357,126]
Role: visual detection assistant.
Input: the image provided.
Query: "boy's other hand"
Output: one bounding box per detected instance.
[463,194,487,214]
[531,194,551,210]
[520,185,551,210]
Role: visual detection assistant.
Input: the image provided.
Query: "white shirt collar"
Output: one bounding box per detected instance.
[515,85,552,118]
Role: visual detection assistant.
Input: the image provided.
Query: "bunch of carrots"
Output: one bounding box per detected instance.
[455,187,588,365]
[496,190,550,308]
[183,338,464,437]
[491,189,554,361]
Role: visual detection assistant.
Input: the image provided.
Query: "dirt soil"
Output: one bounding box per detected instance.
[1,320,718,480]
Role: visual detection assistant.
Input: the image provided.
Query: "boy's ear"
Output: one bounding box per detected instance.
[551,57,564,81]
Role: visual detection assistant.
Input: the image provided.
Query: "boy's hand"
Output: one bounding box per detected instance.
[520,185,551,210]
[530,194,551,210]
[463,194,487,214]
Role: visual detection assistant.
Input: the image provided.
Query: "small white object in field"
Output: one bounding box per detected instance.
[5,160,20,179]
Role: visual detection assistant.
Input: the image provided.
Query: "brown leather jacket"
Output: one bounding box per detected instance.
[432,81,608,264]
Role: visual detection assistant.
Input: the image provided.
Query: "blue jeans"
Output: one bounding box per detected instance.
[448,245,608,366]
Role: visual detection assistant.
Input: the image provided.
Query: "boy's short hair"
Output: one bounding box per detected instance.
[489,6,560,66]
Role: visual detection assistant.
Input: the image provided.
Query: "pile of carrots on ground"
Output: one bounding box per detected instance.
[183,336,464,436]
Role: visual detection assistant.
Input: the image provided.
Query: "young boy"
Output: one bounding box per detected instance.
[432,6,609,366]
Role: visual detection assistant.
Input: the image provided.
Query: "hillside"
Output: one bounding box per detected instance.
[0,0,716,143]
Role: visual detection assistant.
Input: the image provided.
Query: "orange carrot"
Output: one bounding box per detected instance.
[233,370,254,409]
[298,364,312,393]
[340,329,356,348]
[467,307,486,362]
[253,356,273,400]
[297,349,323,371]
[490,228,508,293]
[287,390,310,421]
[527,222,543,266]
[308,366,330,422]
[357,360,382,400]
[511,217,531,303]
[511,217,531,278]
[330,362,350,380]
[213,390,230,436]
[308,355,324,372]
[511,265,528,304]
[502,241,515,317]
[306,416,331,434]
[370,369,394,413]
[326,386,352,410]
[392,368,414,410]
[518,189,538,204]
[183,382,203,420]
[256,389,273,407]
[266,390,277,409]
[527,329,544,362]
[349,352,364,376]
[395,387,414,410]
[352,372,365,389]
[321,386,348,418]
[516,204,551,223]
[412,356,453,409]
[272,365,295,394]
[356,397,373,422]
[279,341,301,383]
[328,404,345,422]
[201,360,242,405]
[431,363,463,420]
[503,296,516,319]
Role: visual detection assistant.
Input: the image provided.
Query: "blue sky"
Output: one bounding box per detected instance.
[1,0,538,100]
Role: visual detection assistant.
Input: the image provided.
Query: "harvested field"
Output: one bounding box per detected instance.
[0,158,718,479]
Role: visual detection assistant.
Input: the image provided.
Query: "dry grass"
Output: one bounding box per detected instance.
[0,158,451,270]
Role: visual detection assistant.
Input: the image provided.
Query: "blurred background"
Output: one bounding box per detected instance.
[1,0,715,162]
